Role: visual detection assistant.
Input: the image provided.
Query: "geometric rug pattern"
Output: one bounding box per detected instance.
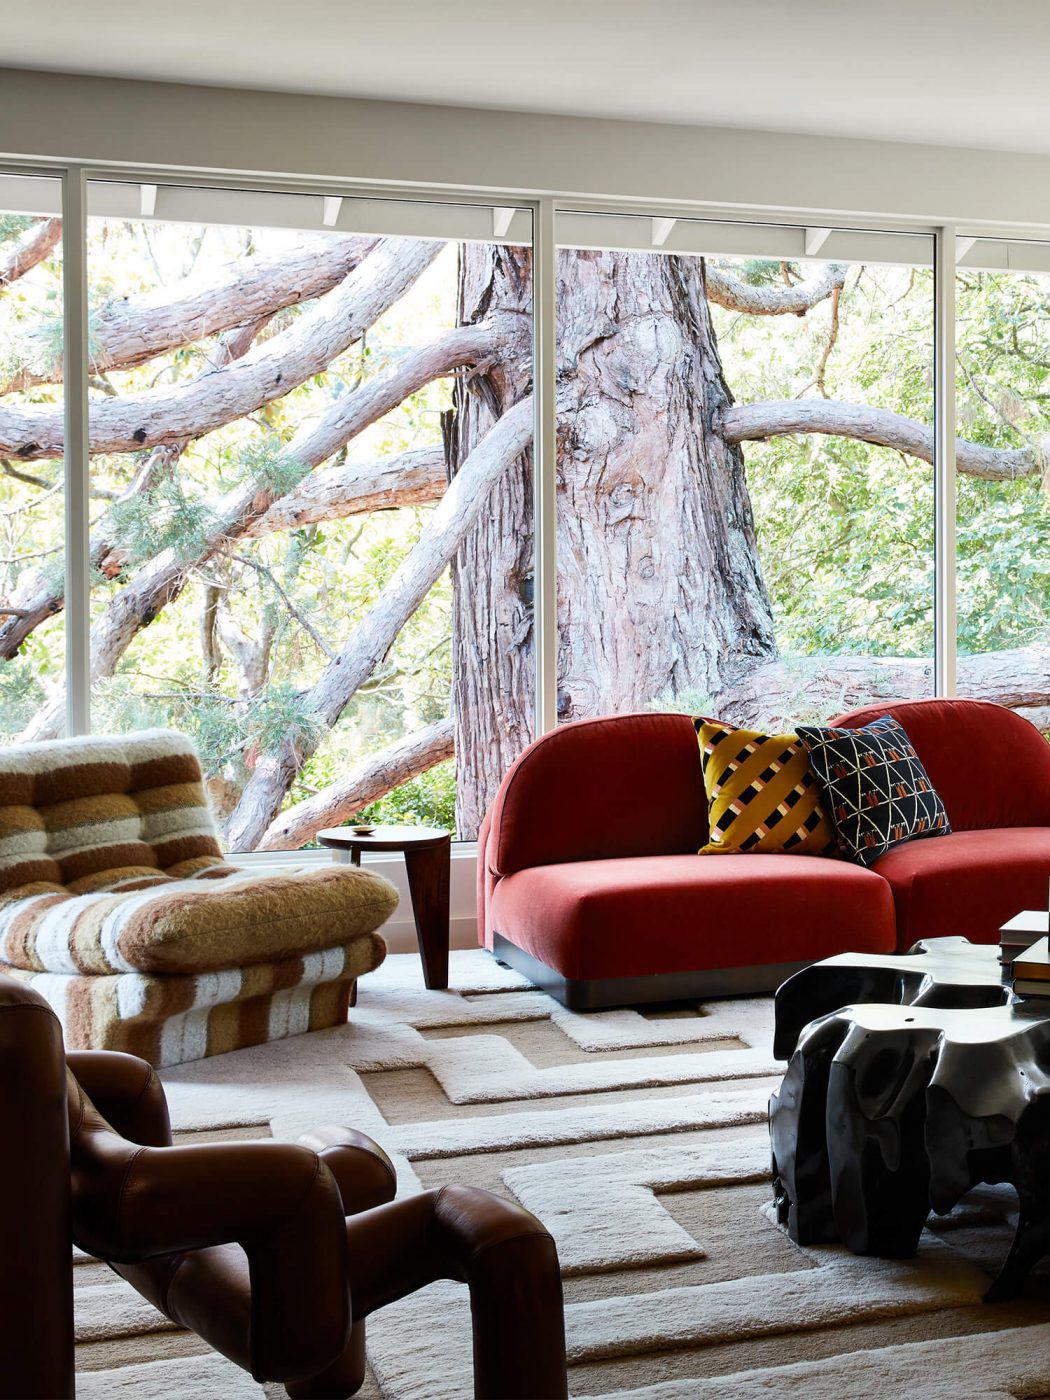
[72,950,1050,1398]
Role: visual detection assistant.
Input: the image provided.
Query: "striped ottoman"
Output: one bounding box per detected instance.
[0,729,394,1066]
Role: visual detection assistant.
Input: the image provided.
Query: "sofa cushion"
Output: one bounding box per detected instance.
[0,865,399,975]
[0,729,227,896]
[872,827,1050,949]
[797,715,951,866]
[694,718,835,856]
[832,699,1050,833]
[490,853,895,981]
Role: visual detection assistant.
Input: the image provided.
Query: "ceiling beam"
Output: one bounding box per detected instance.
[322,195,343,228]
[651,216,676,247]
[139,183,157,218]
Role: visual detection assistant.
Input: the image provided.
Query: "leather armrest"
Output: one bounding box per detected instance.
[66,1051,172,1147]
[296,1125,397,1215]
[69,1078,351,1378]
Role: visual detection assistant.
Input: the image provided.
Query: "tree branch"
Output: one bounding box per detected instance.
[0,237,443,457]
[244,446,446,538]
[15,321,503,737]
[707,646,1050,733]
[2,234,376,393]
[720,398,1036,480]
[224,394,538,850]
[256,718,454,850]
[0,218,61,292]
[705,262,847,317]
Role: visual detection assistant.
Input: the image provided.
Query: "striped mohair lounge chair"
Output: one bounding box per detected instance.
[0,729,395,1066]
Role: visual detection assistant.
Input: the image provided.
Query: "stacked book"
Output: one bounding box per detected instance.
[1010,937,1050,1001]
[1000,911,1048,986]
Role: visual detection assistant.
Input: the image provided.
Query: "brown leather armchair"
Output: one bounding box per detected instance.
[1,976,568,1399]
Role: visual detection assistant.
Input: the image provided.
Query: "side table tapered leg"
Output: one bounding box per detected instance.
[404,837,451,989]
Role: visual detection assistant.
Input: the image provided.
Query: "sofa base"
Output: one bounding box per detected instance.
[5,932,386,1067]
[491,934,809,1010]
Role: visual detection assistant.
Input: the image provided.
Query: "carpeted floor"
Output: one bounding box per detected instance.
[73,950,1050,1399]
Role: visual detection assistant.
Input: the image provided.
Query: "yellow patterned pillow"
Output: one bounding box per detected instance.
[693,718,836,856]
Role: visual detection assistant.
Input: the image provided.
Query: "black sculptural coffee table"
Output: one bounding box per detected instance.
[769,936,1050,1301]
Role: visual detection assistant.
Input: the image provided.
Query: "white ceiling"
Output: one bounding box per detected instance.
[10,0,1050,155]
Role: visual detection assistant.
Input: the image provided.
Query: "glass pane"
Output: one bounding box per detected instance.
[956,247,1050,726]
[0,176,64,741]
[86,184,533,848]
[554,216,935,730]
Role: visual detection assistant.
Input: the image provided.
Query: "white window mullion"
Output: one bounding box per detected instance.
[934,225,958,698]
[61,166,91,735]
[533,197,558,735]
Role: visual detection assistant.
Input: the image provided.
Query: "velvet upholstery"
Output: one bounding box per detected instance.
[486,713,708,876]
[831,698,1050,832]
[871,828,1050,948]
[480,702,1050,987]
[489,853,895,980]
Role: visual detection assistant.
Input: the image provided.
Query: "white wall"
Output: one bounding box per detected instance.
[3,67,1050,233]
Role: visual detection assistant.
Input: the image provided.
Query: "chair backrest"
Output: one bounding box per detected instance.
[832,698,1050,832]
[0,974,74,1399]
[0,729,225,898]
[485,712,707,877]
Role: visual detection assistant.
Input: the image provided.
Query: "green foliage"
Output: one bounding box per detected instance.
[353,760,457,835]
[724,258,794,288]
[9,216,1050,847]
[106,471,216,568]
[0,214,33,241]
[240,438,310,496]
[250,683,326,755]
[0,656,47,738]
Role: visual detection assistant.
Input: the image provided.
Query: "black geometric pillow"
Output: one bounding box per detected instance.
[795,715,951,867]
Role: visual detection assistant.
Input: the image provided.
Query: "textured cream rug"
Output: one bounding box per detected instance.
[72,950,1050,1399]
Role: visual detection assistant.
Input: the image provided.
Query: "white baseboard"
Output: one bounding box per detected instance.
[381,914,479,955]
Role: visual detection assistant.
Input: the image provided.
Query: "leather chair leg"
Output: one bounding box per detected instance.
[284,1320,367,1399]
[337,1186,568,1400]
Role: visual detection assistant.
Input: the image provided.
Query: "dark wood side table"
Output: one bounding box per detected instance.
[316,825,451,989]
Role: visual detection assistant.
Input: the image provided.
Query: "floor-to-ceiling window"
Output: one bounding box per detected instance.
[7,161,1050,855]
[6,180,534,849]
[552,214,935,731]
[955,239,1050,726]
[0,174,64,740]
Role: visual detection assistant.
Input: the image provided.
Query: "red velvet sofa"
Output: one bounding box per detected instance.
[477,698,1050,1009]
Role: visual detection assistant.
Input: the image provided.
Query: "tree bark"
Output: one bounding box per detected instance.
[705,646,1050,731]
[2,233,376,392]
[722,399,1035,480]
[705,262,846,316]
[223,397,536,851]
[0,218,61,291]
[256,719,454,851]
[11,320,498,725]
[447,245,537,839]
[244,447,446,538]
[448,247,779,837]
[0,238,442,458]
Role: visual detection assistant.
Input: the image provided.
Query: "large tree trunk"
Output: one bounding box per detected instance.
[449,247,778,837]
[448,246,537,839]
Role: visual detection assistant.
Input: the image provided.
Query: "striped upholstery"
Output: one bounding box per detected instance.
[0,730,393,1065]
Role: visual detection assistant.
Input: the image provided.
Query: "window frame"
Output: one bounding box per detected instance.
[13,154,1050,856]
